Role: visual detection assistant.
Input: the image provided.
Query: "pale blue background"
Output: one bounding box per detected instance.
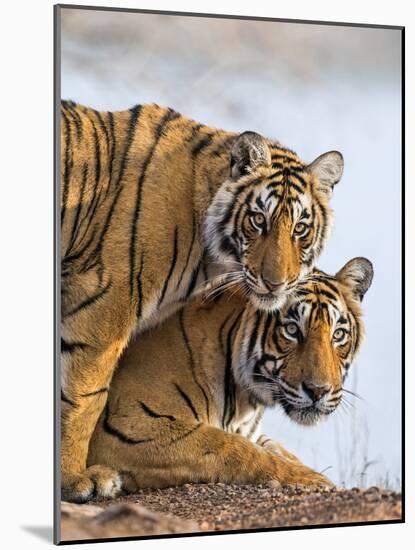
[61,9,402,488]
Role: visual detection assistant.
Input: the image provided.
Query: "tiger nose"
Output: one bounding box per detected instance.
[262,277,284,292]
[302,382,331,402]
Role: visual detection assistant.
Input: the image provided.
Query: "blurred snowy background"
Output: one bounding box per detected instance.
[60,8,402,488]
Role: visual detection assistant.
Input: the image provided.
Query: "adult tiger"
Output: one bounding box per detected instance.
[60,100,344,502]
[88,258,373,494]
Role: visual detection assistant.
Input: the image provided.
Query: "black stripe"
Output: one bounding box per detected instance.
[186,122,203,144]
[158,226,179,306]
[103,405,153,445]
[139,401,176,421]
[290,171,307,187]
[248,310,262,355]
[184,260,201,299]
[281,386,300,399]
[64,279,112,318]
[61,109,72,227]
[75,177,102,255]
[79,250,103,278]
[313,192,328,247]
[65,162,89,257]
[287,179,304,194]
[218,311,235,357]
[136,250,145,320]
[61,390,76,407]
[218,235,239,260]
[62,225,98,267]
[85,105,142,275]
[209,134,236,157]
[219,177,264,227]
[179,310,210,419]
[176,213,196,290]
[270,145,296,157]
[271,161,286,171]
[74,115,104,262]
[272,328,286,355]
[286,305,300,322]
[261,313,273,351]
[174,383,200,422]
[91,119,102,199]
[80,388,108,397]
[280,379,299,392]
[108,111,116,191]
[256,195,265,210]
[93,109,112,199]
[61,338,89,353]
[316,288,338,302]
[317,277,339,295]
[222,310,243,430]
[129,109,181,297]
[170,423,202,444]
[65,103,83,141]
[191,133,213,157]
[266,173,285,184]
[231,189,253,243]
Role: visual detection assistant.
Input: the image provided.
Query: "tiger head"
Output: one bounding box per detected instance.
[204,131,344,311]
[234,257,374,425]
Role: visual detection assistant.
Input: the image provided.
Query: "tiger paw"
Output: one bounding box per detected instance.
[61,465,123,503]
[274,461,334,489]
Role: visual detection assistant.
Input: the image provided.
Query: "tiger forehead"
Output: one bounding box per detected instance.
[283,290,346,329]
[252,182,312,223]
[268,144,305,168]
[286,279,344,313]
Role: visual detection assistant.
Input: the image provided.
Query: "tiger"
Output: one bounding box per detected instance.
[60,100,344,502]
[87,257,373,495]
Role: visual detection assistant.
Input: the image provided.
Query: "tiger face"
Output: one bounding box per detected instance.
[234,257,373,425]
[204,132,344,311]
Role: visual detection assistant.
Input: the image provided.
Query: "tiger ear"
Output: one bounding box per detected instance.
[335,257,374,301]
[230,131,271,179]
[307,151,344,195]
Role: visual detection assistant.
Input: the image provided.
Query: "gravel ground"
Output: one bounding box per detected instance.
[61,484,402,541]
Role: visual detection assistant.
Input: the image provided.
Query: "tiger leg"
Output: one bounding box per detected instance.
[256,434,334,487]
[107,424,333,490]
[61,336,130,502]
[256,434,306,464]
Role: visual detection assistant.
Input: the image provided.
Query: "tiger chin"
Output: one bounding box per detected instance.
[87,257,373,498]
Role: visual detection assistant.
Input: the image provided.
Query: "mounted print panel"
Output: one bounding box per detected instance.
[54,4,404,544]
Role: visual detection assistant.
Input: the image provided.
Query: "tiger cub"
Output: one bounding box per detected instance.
[60,101,344,501]
[88,257,373,494]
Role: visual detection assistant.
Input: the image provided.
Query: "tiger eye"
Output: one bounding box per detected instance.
[294,222,307,235]
[333,328,346,341]
[250,212,266,229]
[285,323,298,336]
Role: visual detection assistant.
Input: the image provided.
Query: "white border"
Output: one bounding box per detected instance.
[1,1,411,548]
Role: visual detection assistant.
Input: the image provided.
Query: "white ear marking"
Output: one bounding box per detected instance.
[307,151,344,194]
[230,131,271,179]
[335,257,374,301]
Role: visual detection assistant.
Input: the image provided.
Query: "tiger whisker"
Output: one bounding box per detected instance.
[342,388,364,401]
[252,372,278,384]
[199,272,245,298]
[202,276,245,302]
